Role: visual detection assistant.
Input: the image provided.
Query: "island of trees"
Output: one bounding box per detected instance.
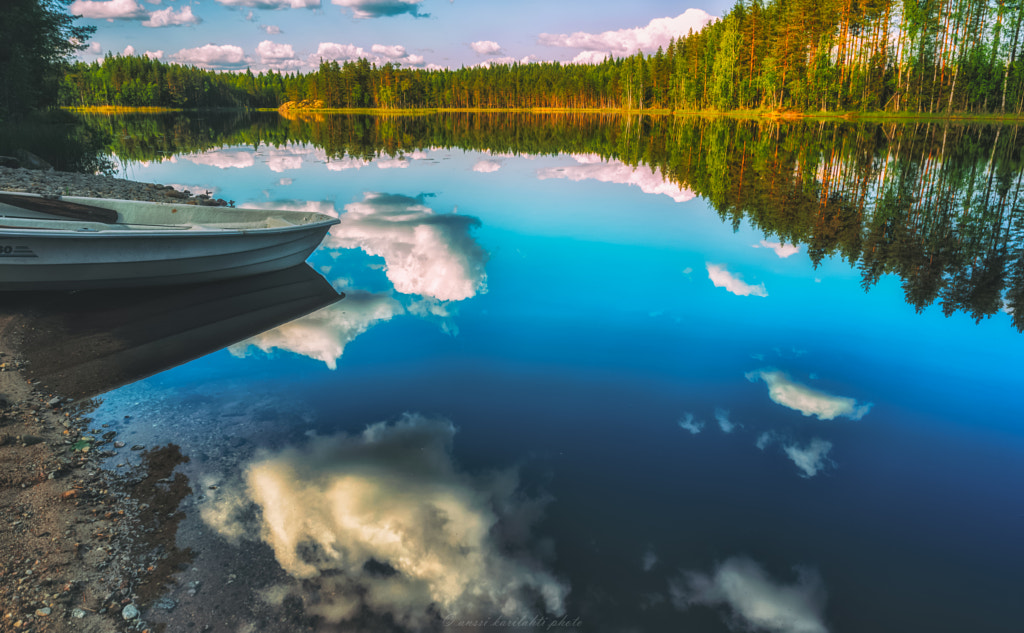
[53,0,1024,115]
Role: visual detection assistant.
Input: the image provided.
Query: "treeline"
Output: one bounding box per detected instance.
[60,0,1024,114]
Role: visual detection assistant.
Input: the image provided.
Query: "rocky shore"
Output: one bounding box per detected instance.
[0,167,201,633]
[0,166,229,207]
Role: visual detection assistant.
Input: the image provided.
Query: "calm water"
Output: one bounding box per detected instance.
[15,114,1024,632]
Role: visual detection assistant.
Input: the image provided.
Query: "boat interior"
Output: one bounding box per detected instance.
[0,193,336,232]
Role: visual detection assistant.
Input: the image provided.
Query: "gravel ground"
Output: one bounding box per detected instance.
[0,167,228,207]
[0,166,207,633]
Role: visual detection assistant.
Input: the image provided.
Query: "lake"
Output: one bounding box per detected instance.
[11,112,1024,632]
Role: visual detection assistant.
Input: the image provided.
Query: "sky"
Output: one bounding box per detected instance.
[66,0,734,72]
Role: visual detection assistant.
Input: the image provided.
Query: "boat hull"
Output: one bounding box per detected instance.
[0,194,338,290]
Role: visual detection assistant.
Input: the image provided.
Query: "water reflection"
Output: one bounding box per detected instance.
[0,265,342,400]
[537,154,694,203]
[670,557,828,633]
[229,291,403,369]
[200,414,567,628]
[327,193,489,302]
[77,111,1024,331]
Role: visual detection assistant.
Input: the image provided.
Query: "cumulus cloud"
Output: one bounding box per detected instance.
[372,43,406,58]
[187,149,256,169]
[144,49,163,59]
[259,24,282,34]
[714,408,735,433]
[229,291,403,369]
[670,557,828,633]
[123,44,135,56]
[537,154,694,202]
[69,0,147,21]
[472,159,502,173]
[215,0,320,8]
[331,0,427,19]
[314,41,424,67]
[706,263,768,297]
[326,156,372,171]
[263,145,308,171]
[200,415,568,627]
[256,40,303,70]
[783,439,834,478]
[571,50,611,64]
[172,44,249,69]
[87,41,103,54]
[677,412,704,435]
[474,55,537,68]
[745,370,872,421]
[142,5,201,27]
[326,193,489,302]
[539,9,716,63]
[471,40,502,55]
[754,240,801,259]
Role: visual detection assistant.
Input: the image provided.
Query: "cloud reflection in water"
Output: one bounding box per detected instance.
[200,414,568,628]
[327,192,489,302]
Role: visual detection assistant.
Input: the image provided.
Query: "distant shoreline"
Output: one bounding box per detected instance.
[63,105,1024,123]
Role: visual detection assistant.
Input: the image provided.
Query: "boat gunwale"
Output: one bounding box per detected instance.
[0,217,339,239]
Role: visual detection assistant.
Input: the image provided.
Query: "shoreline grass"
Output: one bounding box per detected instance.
[61,104,1024,123]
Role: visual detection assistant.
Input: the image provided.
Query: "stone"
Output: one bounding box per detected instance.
[154,597,176,611]
[71,608,86,619]
[122,603,139,620]
[35,607,51,616]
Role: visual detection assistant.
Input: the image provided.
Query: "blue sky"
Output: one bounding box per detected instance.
[67,0,734,71]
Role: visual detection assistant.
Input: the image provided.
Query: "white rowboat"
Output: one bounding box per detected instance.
[0,192,339,290]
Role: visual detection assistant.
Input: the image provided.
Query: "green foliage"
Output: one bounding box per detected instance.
[0,0,95,120]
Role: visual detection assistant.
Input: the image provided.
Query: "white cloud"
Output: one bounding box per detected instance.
[326,156,372,171]
[316,42,368,60]
[714,408,735,433]
[187,149,256,169]
[142,5,201,27]
[754,240,801,259]
[259,24,282,34]
[471,40,502,55]
[326,193,489,302]
[571,50,611,64]
[229,291,402,369]
[256,40,303,70]
[671,557,828,633]
[540,9,716,61]
[200,415,568,627]
[472,159,502,173]
[123,44,136,56]
[677,412,704,435]
[172,44,249,69]
[783,439,834,478]
[69,0,148,21]
[314,41,422,67]
[371,43,406,58]
[87,42,103,54]
[277,177,293,186]
[144,49,163,59]
[377,158,410,169]
[706,263,768,297]
[745,370,872,421]
[331,0,427,19]
[537,154,694,202]
[215,0,320,8]
[265,146,306,172]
